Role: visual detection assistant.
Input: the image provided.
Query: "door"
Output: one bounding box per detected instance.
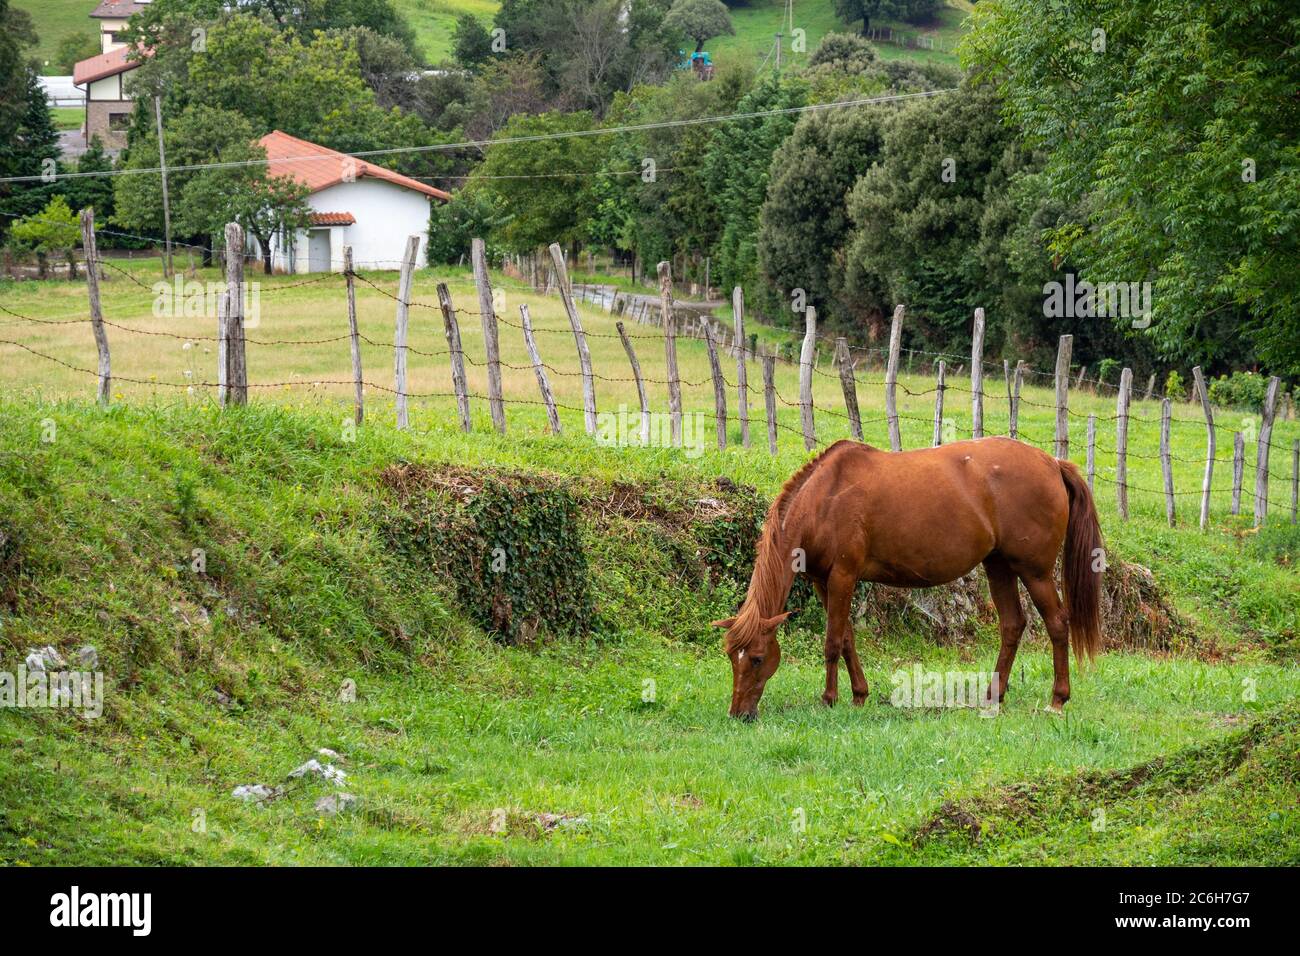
[307,229,331,273]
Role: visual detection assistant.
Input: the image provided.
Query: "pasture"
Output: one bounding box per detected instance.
[0,254,1297,865]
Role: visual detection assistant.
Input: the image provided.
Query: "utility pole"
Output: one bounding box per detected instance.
[775,33,782,71]
[154,96,173,279]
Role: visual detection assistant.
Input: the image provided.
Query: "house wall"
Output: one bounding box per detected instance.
[266,179,433,274]
[98,18,131,53]
[85,73,131,150]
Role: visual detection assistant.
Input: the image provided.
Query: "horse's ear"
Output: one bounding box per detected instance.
[761,611,791,630]
[710,617,737,629]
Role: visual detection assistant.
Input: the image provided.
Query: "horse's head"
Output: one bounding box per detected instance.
[712,611,790,720]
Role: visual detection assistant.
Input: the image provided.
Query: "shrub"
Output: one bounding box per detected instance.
[1208,371,1271,412]
[1164,370,1186,401]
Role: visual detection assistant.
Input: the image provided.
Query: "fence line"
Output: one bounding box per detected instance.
[2,216,1297,527]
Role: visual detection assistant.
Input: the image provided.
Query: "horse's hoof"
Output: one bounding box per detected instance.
[851,693,868,707]
[1043,702,1065,715]
[821,695,837,708]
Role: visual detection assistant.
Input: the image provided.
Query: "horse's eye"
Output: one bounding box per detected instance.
[750,656,764,668]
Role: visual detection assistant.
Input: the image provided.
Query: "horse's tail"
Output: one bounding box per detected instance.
[1058,459,1104,662]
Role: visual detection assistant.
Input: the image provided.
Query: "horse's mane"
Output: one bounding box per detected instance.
[725,441,857,652]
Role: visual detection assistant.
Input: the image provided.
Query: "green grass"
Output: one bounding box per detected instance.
[13,0,96,75]
[51,106,83,132]
[0,258,1296,865]
[710,0,972,72]
[393,0,498,65]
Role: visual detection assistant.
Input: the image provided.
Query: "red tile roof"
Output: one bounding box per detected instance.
[258,131,451,202]
[73,45,145,86]
[311,212,357,226]
[90,1,151,18]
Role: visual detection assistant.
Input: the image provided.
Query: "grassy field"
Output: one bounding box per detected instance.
[711,0,971,71]
[0,256,1297,865]
[13,0,94,74]
[393,0,498,65]
[51,106,84,132]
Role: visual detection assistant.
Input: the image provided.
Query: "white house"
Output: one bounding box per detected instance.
[257,131,451,274]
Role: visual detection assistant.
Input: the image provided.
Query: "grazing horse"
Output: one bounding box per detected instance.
[713,438,1103,720]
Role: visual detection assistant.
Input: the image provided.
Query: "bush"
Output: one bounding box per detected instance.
[1164,370,1186,401]
[1208,371,1271,412]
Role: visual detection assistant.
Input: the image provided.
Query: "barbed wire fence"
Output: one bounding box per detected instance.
[2,209,1297,530]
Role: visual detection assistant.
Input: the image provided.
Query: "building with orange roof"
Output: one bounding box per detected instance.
[256,131,451,274]
[72,0,154,149]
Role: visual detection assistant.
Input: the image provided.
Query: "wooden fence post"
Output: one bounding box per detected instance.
[1231,432,1244,515]
[1086,415,1096,490]
[1002,359,1011,432]
[1254,376,1281,525]
[932,360,946,447]
[1115,367,1132,519]
[519,303,560,435]
[79,208,111,405]
[970,307,985,438]
[392,234,419,429]
[885,304,904,452]
[1191,366,1215,530]
[471,237,506,434]
[1053,335,1072,458]
[616,321,650,446]
[223,222,247,406]
[762,351,778,456]
[548,242,595,435]
[835,337,862,440]
[1144,373,1156,401]
[704,319,728,450]
[658,262,681,447]
[733,287,750,448]
[1161,398,1176,526]
[799,306,817,451]
[343,246,362,425]
[1010,360,1023,439]
[216,288,228,406]
[436,282,472,433]
[1292,439,1298,524]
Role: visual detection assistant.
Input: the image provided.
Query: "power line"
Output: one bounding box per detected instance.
[0,89,955,185]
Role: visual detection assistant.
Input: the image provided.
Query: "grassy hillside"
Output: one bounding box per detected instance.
[0,256,1297,865]
[13,0,96,74]
[710,0,972,71]
[393,0,498,65]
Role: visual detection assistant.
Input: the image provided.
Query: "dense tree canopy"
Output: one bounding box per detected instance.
[965,0,1300,376]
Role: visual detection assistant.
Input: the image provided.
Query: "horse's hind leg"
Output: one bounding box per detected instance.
[983,554,1026,704]
[1021,573,1071,713]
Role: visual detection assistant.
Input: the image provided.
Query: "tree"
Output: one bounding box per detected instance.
[55,31,101,73]
[113,103,311,271]
[965,0,1300,376]
[9,195,80,279]
[452,13,494,70]
[845,82,1034,353]
[469,111,604,252]
[833,0,942,38]
[663,0,734,54]
[0,1,59,242]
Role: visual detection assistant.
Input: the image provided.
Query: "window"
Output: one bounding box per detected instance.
[108,112,131,131]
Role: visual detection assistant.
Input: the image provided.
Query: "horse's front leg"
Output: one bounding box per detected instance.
[822,570,857,707]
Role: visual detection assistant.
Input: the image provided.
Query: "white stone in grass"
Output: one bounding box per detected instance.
[231,784,280,803]
[317,748,345,763]
[25,645,65,672]
[288,759,347,785]
[315,793,357,815]
[77,645,98,669]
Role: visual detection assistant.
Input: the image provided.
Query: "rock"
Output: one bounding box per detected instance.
[25,645,65,672]
[231,784,281,804]
[317,748,345,763]
[288,759,346,785]
[315,793,357,815]
[77,646,98,669]
[213,689,233,708]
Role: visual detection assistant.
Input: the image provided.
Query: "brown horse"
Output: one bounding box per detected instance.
[712,438,1103,719]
